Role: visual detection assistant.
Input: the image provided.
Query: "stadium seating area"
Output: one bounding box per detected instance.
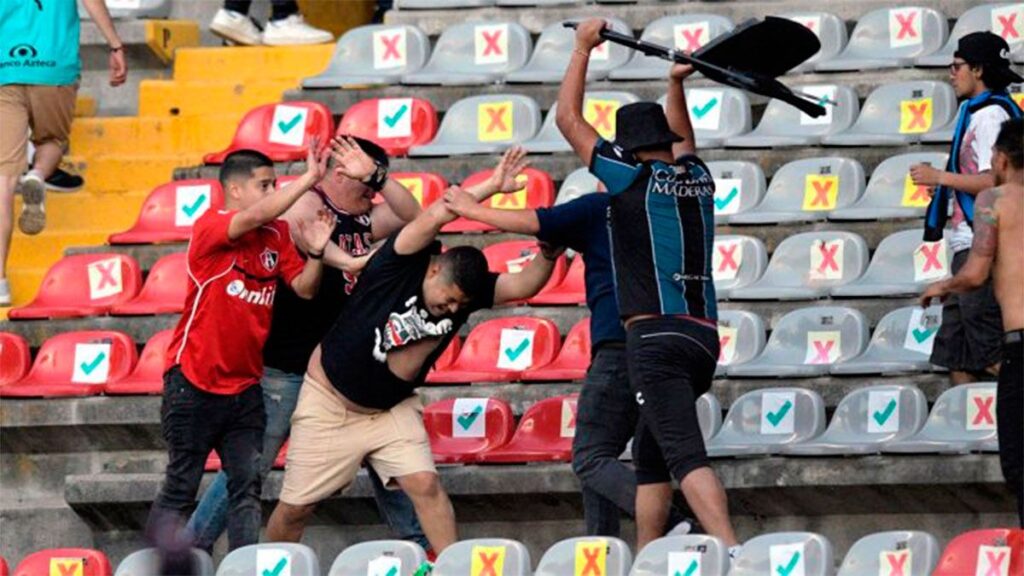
[2,0,1023,569]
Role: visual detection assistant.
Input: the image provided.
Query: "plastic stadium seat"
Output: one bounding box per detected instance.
[335,98,438,157]
[724,85,858,148]
[9,254,142,320]
[523,318,590,381]
[505,19,633,84]
[535,537,632,576]
[496,0,578,10]
[712,235,768,300]
[917,4,1024,67]
[104,330,174,395]
[443,168,555,232]
[836,531,940,576]
[821,81,957,146]
[432,539,531,576]
[529,256,585,305]
[205,443,288,472]
[715,310,767,375]
[0,556,7,576]
[554,168,604,206]
[478,395,578,462]
[728,533,834,576]
[728,158,866,225]
[302,25,430,87]
[829,152,948,220]
[396,0,493,9]
[390,172,447,209]
[815,7,948,71]
[665,88,752,149]
[115,548,214,576]
[109,179,224,244]
[0,330,137,398]
[705,161,766,224]
[524,92,640,153]
[697,393,723,441]
[608,15,734,80]
[402,22,532,86]
[327,541,428,576]
[204,102,334,164]
[429,317,562,384]
[408,95,541,157]
[479,241,568,298]
[923,90,1024,144]
[629,535,729,576]
[431,337,461,373]
[13,548,113,576]
[79,0,171,19]
[830,306,943,375]
[885,382,1000,454]
[706,388,826,457]
[424,397,516,463]
[728,232,869,300]
[727,306,869,378]
[932,528,1024,576]
[216,543,320,576]
[832,231,951,297]
[780,12,849,72]
[110,253,187,316]
[0,333,31,386]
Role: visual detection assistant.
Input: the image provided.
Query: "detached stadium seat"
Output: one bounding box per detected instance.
[724,85,858,148]
[14,548,113,576]
[523,92,640,153]
[110,252,187,316]
[0,331,137,398]
[829,152,948,220]
[429,317,561,384]
[780,12,849,72]
[884,382,1000,454]
[815,7,948,71]
[523,318,590,381]
[832,231,950,297]
[608,15,734,80]
[821,81,957,146]
[712,235,768,300]
[629,535,729,576]
[9,254,142,320]
[728,232,869,300]
[408,95,541,157]
[215,543,319,576]
[432,539,531,576]
[302,25,430,87]
[706,388,826,457]
[424,397,516,463]
[529,255,585,305]
[115,548,214,576]
[391,172,447,209]
[204,101,334,164]
[478,395,578,462]
[327,541,428,576]
[555,168,604,205]
[830,306,943,375]
[715,310,767,376]
[0,333,31,386]
[706,161,766,223]
[535,537,632,576]
[444,169,555,232]
[104,330,174,395]
[479,241,568,298]
[403,22,531,86]
[932,528,1024,576]
[335,98,438,157]
[837,531,940,576]
[727,158,866,225]
[728,533,834,576]
[506,18,632,84]
[109,179,224,244]
[917,4,1024,67]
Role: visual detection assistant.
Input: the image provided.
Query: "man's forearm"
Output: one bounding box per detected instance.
[380,179,422,221]
[555,52,588,131]
[941,171,996,196]
[322,242,366,273]
[666,79,696,153]
[81,0,123,47]
[232,173,317,239]
[291,258,324,299]
[460,205,540,235]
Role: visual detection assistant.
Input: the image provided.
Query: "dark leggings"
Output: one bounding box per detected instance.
[224,0,298,21]
[998,335,1023,526]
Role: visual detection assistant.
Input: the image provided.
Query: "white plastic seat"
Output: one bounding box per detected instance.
[396,0,494,10]
[327,541,428,576]
[432,539,531,576]
[728,158,866,225]
[815,7,948,71]
[506,18,632,84]
[917,4,1024,67]
[555,168,603,205]
[630,535,730,576]
[831,230,951,297]
[821,81,957,146]
[780,12,849,72]
[656,89,753,149]
[707,388,826,457]
[534,537,632,576]
[884,382,1000,454]
[408,94,541,157]
[830,306,943,375]
[115,548,214,576]
[829,152,948,220]
[697,393,723,441]
[725,85,858,148]
[216,543,320,576]
[402,22,531,86]
[713,235,768,300]
[706,161,766,224]
[715,310,767,377]
[837,531,940,576]
[523,92,640,153]
[303,25,430,88]
[727,532,834,576]
[608,15,734,80]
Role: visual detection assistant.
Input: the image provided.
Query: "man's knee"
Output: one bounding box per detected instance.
[274,501,317,525]
[397,472,444,500]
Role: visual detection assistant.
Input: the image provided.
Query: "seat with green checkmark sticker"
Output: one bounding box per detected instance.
[115,547,214,576]
[327,540,428,576]
[830,306,943,375]
[0,331,137,398]
[523,317,590,380]
[429,317,561,384]
[9,253,143,320]
[728,532,834,576]
[629,535,730,576]
[725,84,857,148]
[836,530,940,576]
[655,88,751,149]
[302,24,430,87]
[335,98,438,157]
[216,543,320,576]
[110,179,224,245]
[204,101,334,164]
[704,161,765,224]
[423,397,515,463]
[110,253,187,316]
[478,394,578,462]
[706,388,826,457]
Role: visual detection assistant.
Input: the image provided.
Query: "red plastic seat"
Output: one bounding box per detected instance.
[430,337,462,374]
[443,168,555,233]
[523,318,590,382]
[336,97,439,157]
[204,101,335,164]
[529,256,585,305]
[477,395,579,463]
[104,330,174,395]
[0,333,31,386]
[8,254,142,320]
[108,179,224,244]
[0,331,137,398]
[424,397,516,464]
[13,548,113,576]
[933,529,1024,576]
[0,555,7,576]
[481,240,568,304]
[205,441,288,471]
[387,172,447,208]
[110,253,187,316]
[428,317,562,384]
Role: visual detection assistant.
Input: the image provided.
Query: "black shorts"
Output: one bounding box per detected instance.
[930,250,1004,372]
[627,316,718,485]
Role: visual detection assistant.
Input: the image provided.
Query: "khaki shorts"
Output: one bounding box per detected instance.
[278,374,436,506]
[0,84,78,176]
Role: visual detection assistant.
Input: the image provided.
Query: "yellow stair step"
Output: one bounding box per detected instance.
[11,191,146,233]
[70,115,239,158]
[138,79,302,117]
[145,20,201,64]
[172,44,333,82]
[67,153,204,193]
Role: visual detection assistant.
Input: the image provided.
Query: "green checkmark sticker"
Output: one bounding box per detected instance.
[80,352,107,375]
[504,339,530,362]
[765,400,793,427]
[383,104,409,128]
[714,187,739,211]
[911,326,937,344]
[457,405,483,430]
[263,557,287,576]
[277,113,303,134]
[679,559,699,576]
[873,399,897,426]
[691,97,719,119]
[777,551,801,576]
[384,567,398,576]
[181,193,207,218]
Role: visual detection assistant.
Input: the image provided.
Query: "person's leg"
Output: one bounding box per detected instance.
[216,384,266,550]
[0,86,30,302]
[19,84,75,236]
[393,472,456,553]
[186,472,230,553]
[269,0,299,21]
[223,0,253,14]
[631,409,674,550]
[958,275,1005,382]
[260,0,332,45]
[368,466,430,550]
[997,337,1024,526]
[212,0,262,45]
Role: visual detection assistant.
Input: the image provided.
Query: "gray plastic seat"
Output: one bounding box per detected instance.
[408,94,541,157]
[217,543,321,576]
[815,7,948,71]
[535,537,632,576]
[725,85,858,148]
[697,393,723,441]
[729,232,868,301]
[706,161,766,224]
[506,18,632,84]
[608,15,734,81]
[713,235,768,299]
[328,541,428,576]
[706,388,826,457]
[917,4,1021,67]
[727,306,870,378]
[727,532,834,576]
[829,152,948,220]
[79,0,171,19]
[831,230,951,297]
[830,306,943,375]
[497,0,577,7]
[657,88,753,149]
[884,382,999,454]
[837,531,940,576]
[555,168,603,205]
[524,92,640,153]
[396,0,493,10]
[821,81,957,146]
[303,25,430,88]
[729,158,866,225]
[115,548,214,576]
[783,384,928,456]
[630,535,730,576]
[780,12,849,72]
[432,539,530,576]
[919,122,955,144]
[715,310,767,377]
[402,22,531,86]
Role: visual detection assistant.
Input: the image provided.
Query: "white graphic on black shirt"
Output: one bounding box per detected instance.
[373,296,453,362]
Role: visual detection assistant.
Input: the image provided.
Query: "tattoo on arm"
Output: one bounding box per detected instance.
[971,188,1001,259]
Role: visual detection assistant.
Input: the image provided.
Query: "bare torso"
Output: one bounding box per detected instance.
[993,183,1024,331]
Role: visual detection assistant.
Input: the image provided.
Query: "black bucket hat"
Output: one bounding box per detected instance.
[955,31,1024,85]
[612,102,684,152]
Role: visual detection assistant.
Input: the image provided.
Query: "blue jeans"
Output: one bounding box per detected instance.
[186,367,428,551]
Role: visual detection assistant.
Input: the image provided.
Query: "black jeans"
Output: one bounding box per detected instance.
[998,335,1023,526]
[224,0,298,21]
[147,366,266,556]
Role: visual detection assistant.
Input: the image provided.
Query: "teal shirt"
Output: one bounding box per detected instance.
[0,0,81,86]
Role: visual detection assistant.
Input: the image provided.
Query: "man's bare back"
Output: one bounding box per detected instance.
[977,183,1023,331]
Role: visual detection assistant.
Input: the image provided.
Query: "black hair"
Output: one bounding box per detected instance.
[971,63,1012,92]
[436,246,491,301]
[219,149,274,188]
[995,117,1023,169]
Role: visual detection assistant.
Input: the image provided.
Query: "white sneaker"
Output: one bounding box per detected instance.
[0,279,11,307]
[210,9,262,46]
[262,14,333,46]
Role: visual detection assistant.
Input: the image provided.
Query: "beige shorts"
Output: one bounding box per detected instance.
[278,374,436,506]
[0,83,78,176]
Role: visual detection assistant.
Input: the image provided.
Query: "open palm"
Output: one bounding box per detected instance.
[330,136,377,182]
[489,146,530,193]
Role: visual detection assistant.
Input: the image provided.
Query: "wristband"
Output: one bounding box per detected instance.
[362,161,389,192]
[307,250,324,260]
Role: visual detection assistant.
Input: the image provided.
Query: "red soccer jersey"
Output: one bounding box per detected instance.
[166,210,304,394]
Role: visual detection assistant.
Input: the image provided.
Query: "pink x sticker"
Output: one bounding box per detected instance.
[804,331,840,365]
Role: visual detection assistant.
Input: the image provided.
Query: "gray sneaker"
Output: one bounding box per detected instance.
[17,173,46,235]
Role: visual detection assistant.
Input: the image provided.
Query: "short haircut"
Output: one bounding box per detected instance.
[995,117,1023,169]
[436,246,491,301]
[219,149,274,188]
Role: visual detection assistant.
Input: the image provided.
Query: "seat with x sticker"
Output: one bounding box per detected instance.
[432,539,531,576]
[335,98,438,157]
[478,241,568,301]
[711,235,768,300]
[836,531,940,576]
[327,540,428,576]
[523,317,590,381]
[715,310,767,377]
[829,152,949,220]
[523,92,640,153]
[607,14,734,80]
[724,85,858,148]
[830,306,943,376]
[815,6,948,71]
[529,255,586,305]
[629,535,730,576]
[215,543,319,576]
[443,168,555,231]
[302,24,430,87]
[13,548,113,576]
[727,157,866,225]
[705,160,766,224]
[9,254,143,320]
[0,333,31,387]
[423,397,516,463]
[204,101,335,164]
[80,0,171,19]
[932,528,1024,576]
[0,330,138,398]
[555,168,605,206]
[705,388,827,457]
[534,536,632,576]
[402,22,532,85]
[109,179,225,245]
[115,548,214,576]
[104,330,175,395]
[728,533,835,576]
[109,252,187,316]
[779,12,849,72]
[884,382,1001,454]
[505,18,633,83]
[918,4,1024,67]
[656,88,753,149]
[832,230,951,297]
[409,94,542,157]
[428,317,562,384]
[821,81,957,146]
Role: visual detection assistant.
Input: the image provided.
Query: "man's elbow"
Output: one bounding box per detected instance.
[291,280,317,300]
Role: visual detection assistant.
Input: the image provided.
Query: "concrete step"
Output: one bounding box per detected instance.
[138,78,308,117]
[171,45,335,83]
[70,115,237,159]
[0,501,96,567]
[69,153,204,193]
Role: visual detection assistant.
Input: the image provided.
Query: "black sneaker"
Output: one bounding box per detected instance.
[45,167,84,192]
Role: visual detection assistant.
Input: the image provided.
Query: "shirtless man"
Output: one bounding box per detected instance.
[922,117,1024,525]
